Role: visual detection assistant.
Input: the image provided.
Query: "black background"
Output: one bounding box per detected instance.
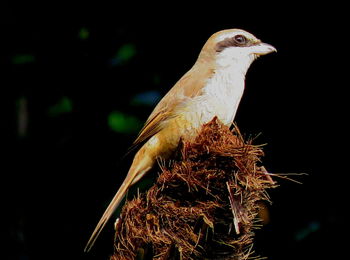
[1,2,348,260]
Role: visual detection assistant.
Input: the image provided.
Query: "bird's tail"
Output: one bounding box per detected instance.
[84,179,130,252]
[84,150,153,252]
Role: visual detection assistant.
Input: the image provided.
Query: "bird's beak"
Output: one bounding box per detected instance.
[252,42,277,56]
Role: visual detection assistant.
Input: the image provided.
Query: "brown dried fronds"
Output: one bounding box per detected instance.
[111,117,277,260]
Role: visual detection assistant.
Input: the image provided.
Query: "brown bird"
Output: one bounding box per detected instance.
[85,28,276,252]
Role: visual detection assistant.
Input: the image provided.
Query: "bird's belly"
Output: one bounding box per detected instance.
[182,94,240,129]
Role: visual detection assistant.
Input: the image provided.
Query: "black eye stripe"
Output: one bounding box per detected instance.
[215,35,257,52]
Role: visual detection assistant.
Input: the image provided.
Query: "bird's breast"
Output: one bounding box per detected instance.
[178,69,245,136]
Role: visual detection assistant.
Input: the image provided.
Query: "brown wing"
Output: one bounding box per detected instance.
[130,57,215,150]
[131,109,175,147]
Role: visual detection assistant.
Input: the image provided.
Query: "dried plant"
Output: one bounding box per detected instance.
[110,117,277,260]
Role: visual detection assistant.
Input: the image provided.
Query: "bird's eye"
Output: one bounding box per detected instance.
[234,35,247,45]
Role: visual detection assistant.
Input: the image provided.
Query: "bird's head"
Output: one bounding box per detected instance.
[198,29,276,73]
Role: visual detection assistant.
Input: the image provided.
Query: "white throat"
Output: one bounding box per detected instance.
[216,47,256,75]
[202,51,254,125]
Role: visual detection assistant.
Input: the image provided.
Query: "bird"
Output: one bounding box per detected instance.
[85,28,276,252]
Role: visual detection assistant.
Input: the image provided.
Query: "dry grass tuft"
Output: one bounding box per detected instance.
[111,117,277,260]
